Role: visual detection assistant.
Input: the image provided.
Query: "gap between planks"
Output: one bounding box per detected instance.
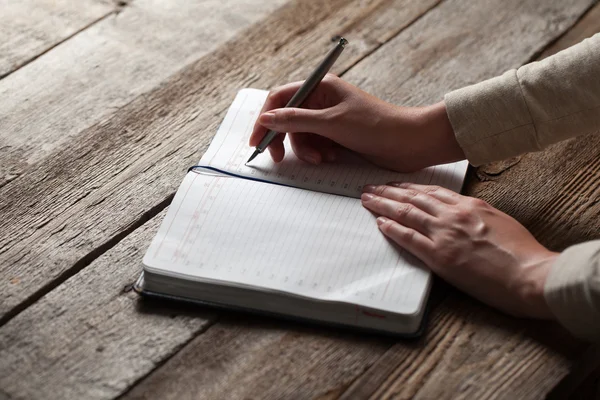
[337,2,600,398]
[0,194,173,327]
[114,0,594,398]
[0,1,129,81]
[0,0,596,396]
[77,2,453,396]
[0,0,444,329]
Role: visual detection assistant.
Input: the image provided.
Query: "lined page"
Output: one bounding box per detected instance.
[143,172,431,314]
[200,88,469,199]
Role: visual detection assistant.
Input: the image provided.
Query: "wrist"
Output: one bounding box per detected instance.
[420,101,466,164]
[517,252,558,320]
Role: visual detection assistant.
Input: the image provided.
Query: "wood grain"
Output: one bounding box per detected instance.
[0,211,218,400]
[462,0,600,254]
[538,1,600,60]
[337,3,600,398]
[0,0,442,398]
[126,1,595,399]
[124,316,390,400]
[0,0,596,398]
[0,0,116,79]
[123,284,583,400]
[468,4,600,399]
[0,0,287,188]
[0,0,442,322]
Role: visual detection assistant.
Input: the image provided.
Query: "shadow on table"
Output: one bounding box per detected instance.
[132,277,583,360]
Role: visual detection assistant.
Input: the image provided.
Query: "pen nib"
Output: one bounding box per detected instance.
[246,149,260,165]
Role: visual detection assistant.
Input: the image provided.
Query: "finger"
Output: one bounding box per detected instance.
[362,184,446,216]
[387,182,460,205]
[257,107,331,139]
[319,138,337,162]
[290,132,322,165]
[249,81,304,147]
[267,133,286,162]
[376,216,435,265]
[361,193,437,236]
[292,133,338,163]
[261,81,305,114]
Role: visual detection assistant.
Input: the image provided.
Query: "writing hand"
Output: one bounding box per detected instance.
[361,182,558,319]
[249,74,465,172]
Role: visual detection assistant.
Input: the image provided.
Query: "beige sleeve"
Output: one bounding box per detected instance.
[444,32,600,166]
[545,242,600,342]
[443,33,600,341]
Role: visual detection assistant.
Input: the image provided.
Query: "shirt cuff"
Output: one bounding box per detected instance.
[444,70,540,166]
[544,241,600,342]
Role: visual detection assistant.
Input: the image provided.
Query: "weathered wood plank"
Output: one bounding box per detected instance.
[469,4,600,399]
[127,1,596,399]
[339,2,600,399]
[123,285,583,400]
[124,315,390,400]
[0,1,443,398]
[0,0,442,321]
[538,1,600,60]
[0,0,595,398]
[0,0,116,79]
[0,211,219,400]
[0,0,287,188]
[0,0,293,317]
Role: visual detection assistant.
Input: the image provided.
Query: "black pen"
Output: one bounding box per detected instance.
[246,37,348,164]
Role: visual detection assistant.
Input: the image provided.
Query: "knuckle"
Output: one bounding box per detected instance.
[403,189,420,200]
[453,208,471,222]
[320,107,336,123]
[281,108,296,125]
[267,87,284,102]
[323,73,338,84]
[378,219,392,234]
[400,228,415,243]
[324,105,344,123]
[423,185,441,194]
[375,185,389,196]
[395,204,413,219]
[469,197,489,208]
[473,220,489,237]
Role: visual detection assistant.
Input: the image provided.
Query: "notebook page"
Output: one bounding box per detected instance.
[143,172,431,314]
[200,88,469,199]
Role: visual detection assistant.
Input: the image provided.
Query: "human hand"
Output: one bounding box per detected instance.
[360,182,558,319]
[249,74,465,172]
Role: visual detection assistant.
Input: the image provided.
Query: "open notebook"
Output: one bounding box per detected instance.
[136,88,469,335]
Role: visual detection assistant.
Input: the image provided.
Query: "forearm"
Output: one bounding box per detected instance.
[443,33,600,166]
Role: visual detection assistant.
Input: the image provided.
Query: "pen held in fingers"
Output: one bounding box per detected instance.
[246,37,348,164]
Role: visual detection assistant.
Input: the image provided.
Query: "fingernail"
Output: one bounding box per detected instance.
[388,182,402,187]
[305,154,319,165]
[259,111,276,125]
[361,193,375,202]
[362,184,376,193]
[376,217,388,226]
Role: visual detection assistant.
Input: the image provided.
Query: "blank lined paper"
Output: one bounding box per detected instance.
[200,88,469,198]
[144,172,431,314]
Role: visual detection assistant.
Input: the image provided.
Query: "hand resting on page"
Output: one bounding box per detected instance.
[361,182,558,319]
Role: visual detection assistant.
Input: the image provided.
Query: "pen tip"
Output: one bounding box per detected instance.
[246,149,260,164]
[332,35,348,47]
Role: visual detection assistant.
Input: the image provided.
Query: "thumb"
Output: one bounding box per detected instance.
[258,107,329,136]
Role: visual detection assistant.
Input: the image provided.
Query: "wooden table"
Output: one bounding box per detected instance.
[1,0,599,398]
